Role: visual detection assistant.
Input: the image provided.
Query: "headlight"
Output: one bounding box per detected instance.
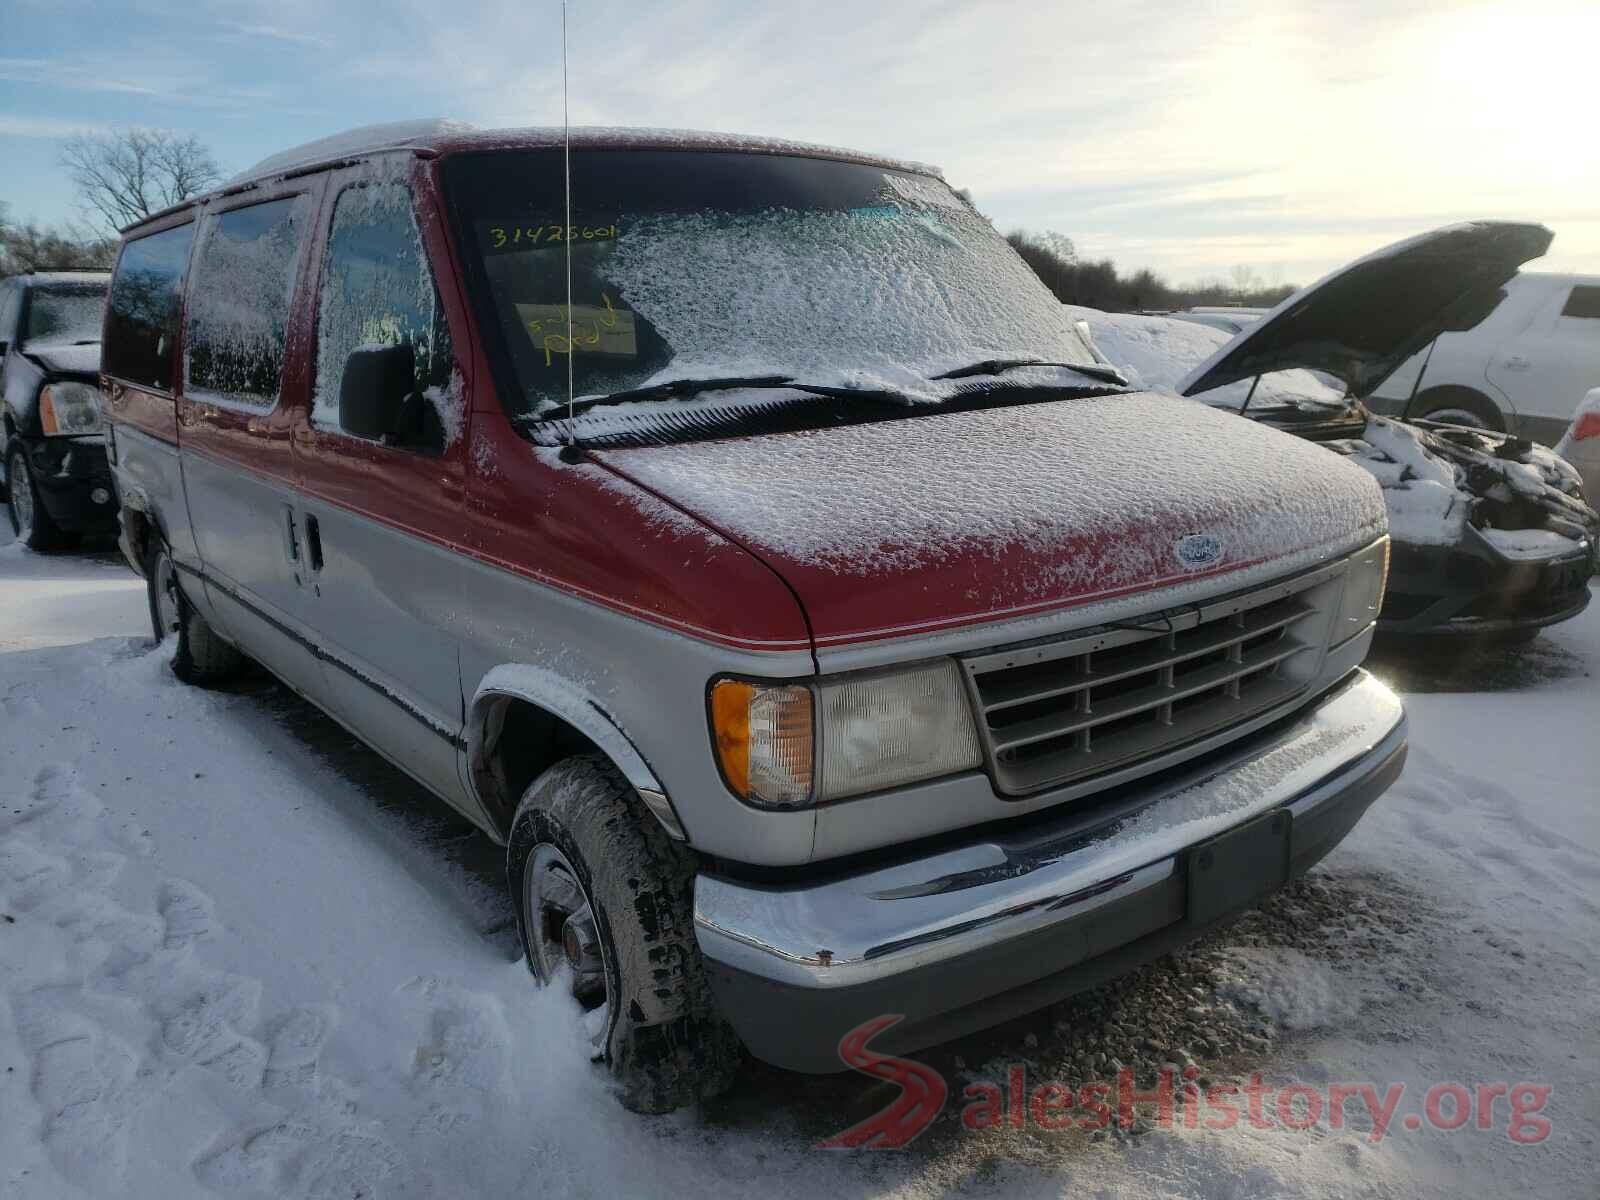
[39,382,105,436]
[710,660,983,809]
[1333,537,1390,644]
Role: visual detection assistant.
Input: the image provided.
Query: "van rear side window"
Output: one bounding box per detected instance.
[185,195,313,409]
[1559,286,1600,320]
[104,223,195,391]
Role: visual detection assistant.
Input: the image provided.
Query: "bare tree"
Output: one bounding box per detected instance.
[0,224,115,275]
[61,129,224,232]
[1229,264,1264,300]
[1037,230,1077,264]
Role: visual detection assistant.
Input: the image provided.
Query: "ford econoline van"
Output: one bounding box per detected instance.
[104,121,1404,1112]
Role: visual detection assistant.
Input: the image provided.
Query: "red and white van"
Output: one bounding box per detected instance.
[103,121,1405,1111]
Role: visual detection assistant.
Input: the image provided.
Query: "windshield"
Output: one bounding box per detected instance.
[444,150,1102,421]
[1065,306,1351,414]
[24,283,107,346]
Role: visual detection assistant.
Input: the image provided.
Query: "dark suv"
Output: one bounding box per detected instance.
[2,270,116,548]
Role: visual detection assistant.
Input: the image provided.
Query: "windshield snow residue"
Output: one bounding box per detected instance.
[24,286,107,347]
[447,150,1101,419]
[600,203,1076,401]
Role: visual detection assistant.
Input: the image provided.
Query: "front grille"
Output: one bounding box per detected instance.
[963,571,1333,796]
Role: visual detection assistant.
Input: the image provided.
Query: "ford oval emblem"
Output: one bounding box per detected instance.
[1175,533,1225,570]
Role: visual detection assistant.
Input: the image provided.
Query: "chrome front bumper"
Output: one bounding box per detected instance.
[694,669,1406,1072]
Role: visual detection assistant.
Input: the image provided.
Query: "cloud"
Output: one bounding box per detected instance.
[216,21,332,49]
[0,47,325,117]
[0,56,162,97]
[0,114,106,138]
[3,0,1595,282]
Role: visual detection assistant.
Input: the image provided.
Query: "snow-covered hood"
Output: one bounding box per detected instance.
[1179,222,1552,402]
[22,340,101,376]
[598,393,1387,646]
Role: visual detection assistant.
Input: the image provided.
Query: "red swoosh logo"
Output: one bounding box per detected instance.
[818,1015,948,1149]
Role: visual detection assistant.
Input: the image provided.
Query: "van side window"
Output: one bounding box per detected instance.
[1559,286,1600,320]
[314,180,453,448]
[185,195,313,409]
[104,223,195,390]
[0,282,20,344]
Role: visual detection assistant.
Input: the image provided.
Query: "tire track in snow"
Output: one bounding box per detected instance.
[1392,745,1600,918]
[0,752,403,1197]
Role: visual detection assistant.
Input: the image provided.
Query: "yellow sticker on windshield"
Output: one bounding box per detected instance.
[516,293,637,366]
[488,223,620,250]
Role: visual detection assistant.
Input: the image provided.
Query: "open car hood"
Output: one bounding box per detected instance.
[1178,222,1552,402]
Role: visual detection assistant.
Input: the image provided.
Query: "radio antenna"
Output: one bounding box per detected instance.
[561,0,576,442]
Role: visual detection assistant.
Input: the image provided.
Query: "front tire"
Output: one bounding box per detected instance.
[1410,386,1505,432]
[6,442,69,551]
[145,539,243,685]
[507,754,742,1113]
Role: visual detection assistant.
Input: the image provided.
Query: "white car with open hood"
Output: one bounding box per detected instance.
[1073,221,1598,640]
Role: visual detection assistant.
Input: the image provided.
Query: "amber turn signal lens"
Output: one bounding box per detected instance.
[709,679,814,808]
[39,386,59,435]
[710,679,754,798]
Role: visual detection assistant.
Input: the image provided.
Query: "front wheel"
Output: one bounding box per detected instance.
[1410,387,1505,432]
[508,754,742,1112]
[145,539,244,685]
[6,442,69,551]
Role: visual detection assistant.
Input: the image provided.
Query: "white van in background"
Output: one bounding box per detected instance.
[1368,272,1600,442]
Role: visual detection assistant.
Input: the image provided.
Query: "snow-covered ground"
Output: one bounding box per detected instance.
[2,533,1596,1198]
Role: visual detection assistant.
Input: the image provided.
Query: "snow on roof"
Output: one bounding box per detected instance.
[16,271,112,285]
[225,120,942,191]
[227,119,477,185]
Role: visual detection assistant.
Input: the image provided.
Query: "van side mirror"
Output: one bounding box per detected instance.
[340,343,417,442]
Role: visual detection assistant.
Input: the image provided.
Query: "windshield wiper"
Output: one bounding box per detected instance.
[534,360,1130,424]
[536,374,917,419]
[537,375,795,419]
[933,357,1130,387]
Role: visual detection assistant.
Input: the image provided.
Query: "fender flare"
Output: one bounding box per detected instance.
[466,663,685,840]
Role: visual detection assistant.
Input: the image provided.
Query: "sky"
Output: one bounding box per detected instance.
[2,0,1597,287]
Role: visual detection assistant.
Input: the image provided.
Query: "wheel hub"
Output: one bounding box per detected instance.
[527,845,612,1048]
[154,554,182,636]
[8,454,33,540]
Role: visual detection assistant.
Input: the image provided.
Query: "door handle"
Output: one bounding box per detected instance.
[304,514,324,573]
[1504,355,1531,370]
[283,505,300,564]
